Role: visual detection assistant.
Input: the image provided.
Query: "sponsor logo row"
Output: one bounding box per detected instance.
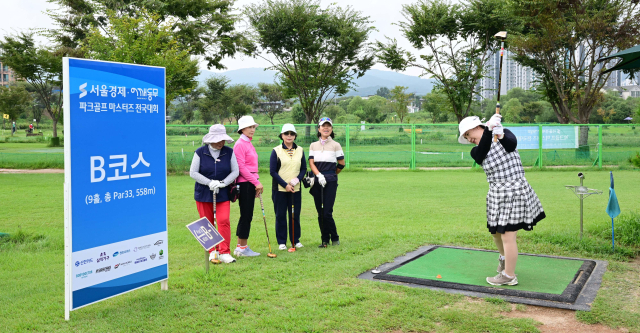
[74,240,164,267]
[75,250,164,279]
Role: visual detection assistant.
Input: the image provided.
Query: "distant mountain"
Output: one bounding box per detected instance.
[196,68,435,96]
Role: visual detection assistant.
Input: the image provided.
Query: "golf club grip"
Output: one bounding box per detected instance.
[212,190,216,224]
[259,193,265,211]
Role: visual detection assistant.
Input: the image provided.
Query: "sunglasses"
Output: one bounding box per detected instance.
[282,131,296,136]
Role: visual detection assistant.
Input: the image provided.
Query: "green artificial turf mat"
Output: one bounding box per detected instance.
[388,247,584,294]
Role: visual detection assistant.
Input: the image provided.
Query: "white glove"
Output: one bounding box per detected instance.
[289,178,299,187]
[492,124,504,139]
[217,182,227,189]
[208,180,220,191]
[316,173,326,187]
[307,176,315,188]
[486,114,502,130]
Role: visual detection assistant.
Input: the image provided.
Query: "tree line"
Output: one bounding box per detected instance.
[1,0,639,146]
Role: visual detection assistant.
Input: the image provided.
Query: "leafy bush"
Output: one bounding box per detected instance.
[599,211,640,247]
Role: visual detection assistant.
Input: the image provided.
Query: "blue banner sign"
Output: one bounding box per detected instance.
[186,217,224,252]
[63,58,168,316]
[506,126,579,150]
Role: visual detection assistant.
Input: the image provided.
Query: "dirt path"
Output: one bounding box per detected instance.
[0,168,64,174]
[503,304,627,332]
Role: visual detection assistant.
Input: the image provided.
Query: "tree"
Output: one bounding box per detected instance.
[0,85,32,135]
[81,10,199,105]
[347,96,367,114]
[0,33,70,142]
[257,83,285,124]
[199,76,230,124]
[521,101,544,123]
[324,104,345,121]
[174,86,204,124]
[245,0,375,135]
[225,84,258,123]
[597,108,616,124]
[376,87,390,98]
[501,98,523,123]
[291,103,306,124]
[422,89,452,123]
[47,0,251,70]
[389,86,411,123]
[376,0,516,123]
[355,102,386,123]
[509,0,640,152]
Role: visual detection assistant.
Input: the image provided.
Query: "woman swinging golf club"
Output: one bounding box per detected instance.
[269,123,307,251]
[458,115,545,285]
[190,124,239,264]
[309,117,345,248]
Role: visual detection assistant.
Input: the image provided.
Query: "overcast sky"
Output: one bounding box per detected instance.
[0,0,429,76]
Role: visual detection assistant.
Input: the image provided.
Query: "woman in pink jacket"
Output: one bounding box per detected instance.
[233,116,264,257]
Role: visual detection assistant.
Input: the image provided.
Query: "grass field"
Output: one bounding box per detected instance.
[1,170,639,332]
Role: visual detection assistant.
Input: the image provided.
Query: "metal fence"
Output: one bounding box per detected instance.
[1,124,638,171]
[165,124,640,172]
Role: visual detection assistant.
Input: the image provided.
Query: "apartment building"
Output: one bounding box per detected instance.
[0,61,17,87]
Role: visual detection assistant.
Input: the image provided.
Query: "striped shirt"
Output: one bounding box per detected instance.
[308,137,344,182]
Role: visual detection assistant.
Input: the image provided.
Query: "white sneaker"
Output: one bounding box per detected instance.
[295,243,304,248]
[278,244,287,250]
[209,251,219,261]
[218,253,236,263]
[234,246,261,257]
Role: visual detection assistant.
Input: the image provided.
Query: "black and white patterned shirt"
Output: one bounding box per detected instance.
[471,128,525,183]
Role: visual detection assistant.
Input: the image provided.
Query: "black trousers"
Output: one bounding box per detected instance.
[310,181,339,243]
[272,190,301,245]
[236,182,256,239]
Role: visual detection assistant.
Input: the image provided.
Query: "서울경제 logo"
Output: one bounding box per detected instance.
[95,266,111,274]
[135,257,147,264]
[75,270,93,279]
[75,258,93,267]
[97,252,110,263]
[154,240,163,246]
[150,253,156,260]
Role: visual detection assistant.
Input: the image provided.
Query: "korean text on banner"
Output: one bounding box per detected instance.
[63,58,168,317]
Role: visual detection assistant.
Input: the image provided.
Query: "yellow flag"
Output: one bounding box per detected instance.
[2,114,9,119]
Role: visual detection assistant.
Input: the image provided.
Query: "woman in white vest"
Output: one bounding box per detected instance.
[269,124,307,250]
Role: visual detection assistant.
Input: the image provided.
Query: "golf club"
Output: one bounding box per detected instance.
[259,194,277,258]
[493,31,507,142]
[288,192,296,252]
[210,189,221,264]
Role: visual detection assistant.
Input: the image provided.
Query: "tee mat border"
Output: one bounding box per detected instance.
[359,245,607,311]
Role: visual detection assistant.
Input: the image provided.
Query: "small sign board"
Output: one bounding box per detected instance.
[186,217,224,251]
[2,114,8,119]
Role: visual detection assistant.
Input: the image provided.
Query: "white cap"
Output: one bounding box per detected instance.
[318,117,332,126]
[281,123,297,134]
[237,115,259,133]
[458,116,484,144]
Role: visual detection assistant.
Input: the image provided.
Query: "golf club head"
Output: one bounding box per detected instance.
[288,247,296,252]
[210,259,221,265]
[371,269,381,274]
[494,31,507,39]
[267,253,277,258]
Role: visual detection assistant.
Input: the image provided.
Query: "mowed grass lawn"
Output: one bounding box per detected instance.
[1,170,639,332]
